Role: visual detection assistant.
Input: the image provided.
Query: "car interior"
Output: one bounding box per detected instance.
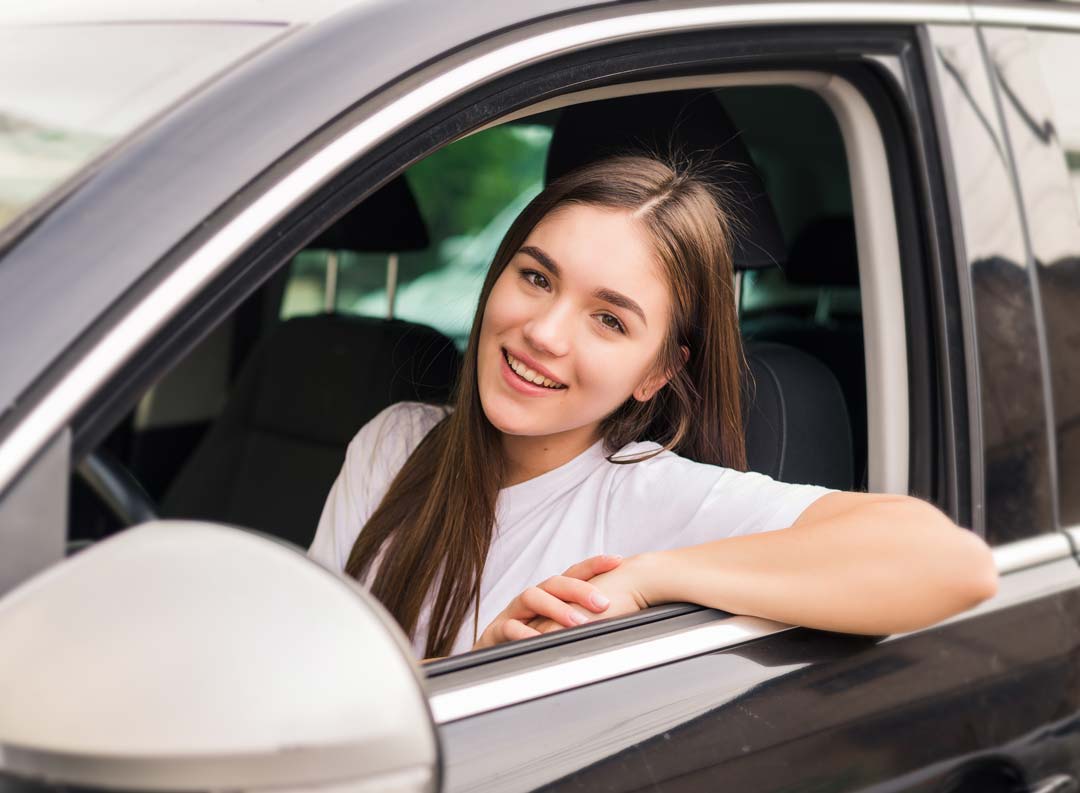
[69,84,867,598]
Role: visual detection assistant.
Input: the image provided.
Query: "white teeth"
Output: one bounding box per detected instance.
[504,351,565,389]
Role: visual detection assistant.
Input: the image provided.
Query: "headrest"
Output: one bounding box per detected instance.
[309,174,429,253]
[545,91,786,271]
[246,315,459,446]
[743,341,853,490]
[784,216,859,286]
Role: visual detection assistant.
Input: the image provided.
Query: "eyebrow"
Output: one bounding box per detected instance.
[519,245,648,327]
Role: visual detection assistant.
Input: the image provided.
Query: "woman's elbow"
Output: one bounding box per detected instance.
[951,527,999,609]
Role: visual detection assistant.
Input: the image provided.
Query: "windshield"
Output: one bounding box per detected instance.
[0,22,282,237]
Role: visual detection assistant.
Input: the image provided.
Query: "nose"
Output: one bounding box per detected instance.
[522,299,572,358]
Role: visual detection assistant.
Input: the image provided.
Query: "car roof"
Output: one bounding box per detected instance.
[0,0,371,26]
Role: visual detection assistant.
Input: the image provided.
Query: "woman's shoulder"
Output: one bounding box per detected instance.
[350,401,448,448]
[345,401,450,480]
[607,440,725,483]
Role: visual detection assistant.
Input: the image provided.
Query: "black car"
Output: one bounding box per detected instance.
[1,2,1079,792]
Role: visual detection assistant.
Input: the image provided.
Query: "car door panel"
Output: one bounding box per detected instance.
[924,24,1056,545]
[979,25,1080,533]
[437,550,1080,793]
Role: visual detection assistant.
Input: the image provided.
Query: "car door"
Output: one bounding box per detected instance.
[426,13,1080,793]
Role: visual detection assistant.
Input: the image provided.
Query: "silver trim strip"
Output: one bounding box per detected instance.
[0,1,972,494]
[1064,525,1080,555]
[973,4,1080,31]
[428,615,792,724]
[429,533,1075,724]
[992,531,1072,574]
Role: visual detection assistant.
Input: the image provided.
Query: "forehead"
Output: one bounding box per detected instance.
[524,204,668,296]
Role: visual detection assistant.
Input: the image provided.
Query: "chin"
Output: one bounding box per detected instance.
[479,393,547,437]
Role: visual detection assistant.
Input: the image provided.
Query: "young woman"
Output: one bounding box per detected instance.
[308,155,998,660]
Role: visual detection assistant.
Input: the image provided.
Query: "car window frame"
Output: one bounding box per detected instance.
[59,30,946,679]
[2,3,1036,700]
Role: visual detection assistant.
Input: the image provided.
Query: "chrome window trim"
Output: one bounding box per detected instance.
[0,1,975,496]
[429,532,1076,724]
[1064,525,1080,556]
[428,615,794,725]
[992,531,1074,574]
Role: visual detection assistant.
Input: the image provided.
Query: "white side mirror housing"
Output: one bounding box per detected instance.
[0,521,438,792]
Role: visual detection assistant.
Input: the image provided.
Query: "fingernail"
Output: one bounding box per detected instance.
[571,611,590,625]
[607,554,623,561]
[591,593,610,609]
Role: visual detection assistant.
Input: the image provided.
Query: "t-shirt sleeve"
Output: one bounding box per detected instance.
[307,402,445,572]
[606,446,836,557]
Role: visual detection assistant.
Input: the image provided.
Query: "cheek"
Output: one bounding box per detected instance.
[574,339,656,401]
[480,276,526,337]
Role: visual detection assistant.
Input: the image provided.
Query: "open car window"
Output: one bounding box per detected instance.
[281,123,553,349]
[68,70,903,669]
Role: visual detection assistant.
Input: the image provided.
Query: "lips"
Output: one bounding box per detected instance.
[502,348,566,389]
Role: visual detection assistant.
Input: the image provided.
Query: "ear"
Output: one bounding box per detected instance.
[633,345,690,402]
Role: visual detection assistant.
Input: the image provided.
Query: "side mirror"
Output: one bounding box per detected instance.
[0,521,439,792]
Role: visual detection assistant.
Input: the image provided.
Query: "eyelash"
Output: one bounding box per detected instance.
[518,268,626,335]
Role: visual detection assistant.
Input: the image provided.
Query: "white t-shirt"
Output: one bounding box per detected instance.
[308,401,834,657]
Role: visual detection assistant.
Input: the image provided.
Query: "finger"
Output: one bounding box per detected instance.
[528,617,566,635]
[515,586,591,628]
[562,554,623,581]
[539,575,612,613]
[502,619,541,642]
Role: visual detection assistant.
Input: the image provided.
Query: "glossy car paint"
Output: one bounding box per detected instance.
[981,25,1080,531]
[435,558,1080,792]
[925,24,1055,545]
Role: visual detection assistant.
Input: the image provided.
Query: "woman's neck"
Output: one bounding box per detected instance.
[500,423,601,487]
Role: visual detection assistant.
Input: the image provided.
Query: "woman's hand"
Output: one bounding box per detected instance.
[472,554,623,651]
[525,555,652,635]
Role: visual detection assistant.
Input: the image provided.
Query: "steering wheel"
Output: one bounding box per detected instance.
[75,448,160,528]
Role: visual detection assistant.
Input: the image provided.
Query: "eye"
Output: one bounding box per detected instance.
[520,268,551,290]
[597,312,626,334]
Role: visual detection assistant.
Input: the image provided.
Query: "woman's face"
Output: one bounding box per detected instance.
[477,203,674,441]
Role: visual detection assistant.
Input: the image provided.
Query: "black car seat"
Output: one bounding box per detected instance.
[546,91,853,488]
[161,177,462,547]
[741,216,866,486]
[546,90,786,271]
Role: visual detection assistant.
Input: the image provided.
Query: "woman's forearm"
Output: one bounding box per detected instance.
[634,493,998,635]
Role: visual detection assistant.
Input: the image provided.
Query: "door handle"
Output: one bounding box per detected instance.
[1030,774,1078,793]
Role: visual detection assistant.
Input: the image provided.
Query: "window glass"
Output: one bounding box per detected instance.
[722,86,853,316]
[0,24,278,236]
[1031,31,1080,222]
[281,123,553,348]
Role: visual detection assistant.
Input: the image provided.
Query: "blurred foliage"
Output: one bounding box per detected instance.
[282,123,551,321]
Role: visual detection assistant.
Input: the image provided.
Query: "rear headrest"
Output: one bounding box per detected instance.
[309,174,429,253]
[784,216,859,286]
[545,91,786,271]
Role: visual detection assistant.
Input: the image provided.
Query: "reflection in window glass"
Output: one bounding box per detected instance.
[1032,31,1080,221]
[0,24,278,235]
[281,124,552,349]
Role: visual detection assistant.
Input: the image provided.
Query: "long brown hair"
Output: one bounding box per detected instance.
[345,155,747,657]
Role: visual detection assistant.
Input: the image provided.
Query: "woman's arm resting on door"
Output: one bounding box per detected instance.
[626,492,998,635]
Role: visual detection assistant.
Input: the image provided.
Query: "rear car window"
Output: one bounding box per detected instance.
[281,123,553,348]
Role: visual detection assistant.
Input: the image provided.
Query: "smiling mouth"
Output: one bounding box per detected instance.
[503,349,567,389]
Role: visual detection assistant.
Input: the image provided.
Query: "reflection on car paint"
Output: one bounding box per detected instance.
[930,25,1054,543]
[985,27,1080,530]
